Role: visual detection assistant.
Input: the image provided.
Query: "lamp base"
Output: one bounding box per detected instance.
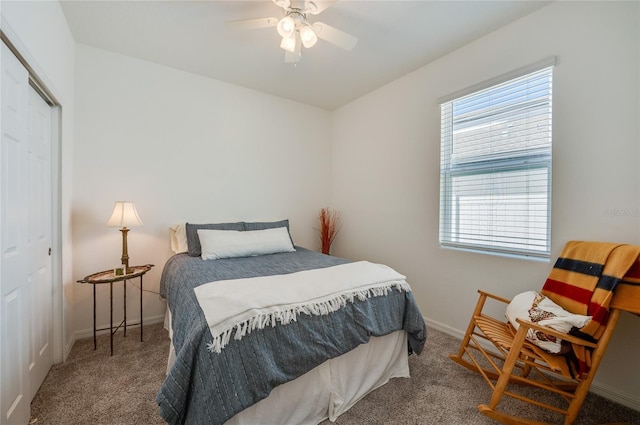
[120,227,131,275]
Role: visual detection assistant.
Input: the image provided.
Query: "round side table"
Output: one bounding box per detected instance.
[77,264,154,355]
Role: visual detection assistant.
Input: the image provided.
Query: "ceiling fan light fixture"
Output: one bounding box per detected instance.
[299,24,318,48]
[280,34,297,53]
[230,0,358,63]
[276,15,295,38]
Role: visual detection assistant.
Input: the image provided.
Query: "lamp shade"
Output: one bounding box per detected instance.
[299,24,317,48]
[280,35,297,53]
[106,201,143,228]
[277,15,295,38]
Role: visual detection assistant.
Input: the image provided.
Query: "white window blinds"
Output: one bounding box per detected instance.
[439,65,553,259]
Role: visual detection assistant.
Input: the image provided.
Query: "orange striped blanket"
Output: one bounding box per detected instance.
[541,241,640,376]
[617,259,640,313]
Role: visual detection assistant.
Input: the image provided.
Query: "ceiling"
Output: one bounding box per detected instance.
[59,0,550,110]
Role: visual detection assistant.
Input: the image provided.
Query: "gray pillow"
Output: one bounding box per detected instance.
[243,219,289,231]
[185,222,244,257]
[243,219,294,245]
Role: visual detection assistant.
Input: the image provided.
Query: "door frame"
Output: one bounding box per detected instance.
[1,26,64,364]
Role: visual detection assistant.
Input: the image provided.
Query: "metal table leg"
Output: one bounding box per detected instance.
[109,282,113,356]
[93,284,97,350]
[140,275,144,342]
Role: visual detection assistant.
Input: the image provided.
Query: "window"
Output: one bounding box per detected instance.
[439,63,553,259]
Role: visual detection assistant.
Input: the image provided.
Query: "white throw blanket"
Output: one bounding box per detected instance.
[193,261,410,353]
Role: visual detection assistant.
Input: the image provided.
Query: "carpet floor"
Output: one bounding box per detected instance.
[30,323,640,425]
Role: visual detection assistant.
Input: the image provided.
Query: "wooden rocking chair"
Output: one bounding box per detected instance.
[450,241,640,425]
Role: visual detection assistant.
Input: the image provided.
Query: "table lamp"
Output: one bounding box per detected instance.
[106,201,143,274]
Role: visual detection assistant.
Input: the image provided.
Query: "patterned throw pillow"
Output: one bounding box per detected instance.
[505,291,592,353]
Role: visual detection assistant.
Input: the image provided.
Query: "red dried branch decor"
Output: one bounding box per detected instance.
[319,207,342,255]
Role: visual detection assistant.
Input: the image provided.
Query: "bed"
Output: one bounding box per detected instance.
[156,221,427,425]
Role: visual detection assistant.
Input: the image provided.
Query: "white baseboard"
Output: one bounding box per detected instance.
[589,381,640,412]
[64,335,75,361]
[424,316,466,340]
[423,315,640,412]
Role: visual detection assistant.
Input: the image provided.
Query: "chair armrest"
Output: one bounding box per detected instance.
[514,317,598,348]
[477,289,511,305]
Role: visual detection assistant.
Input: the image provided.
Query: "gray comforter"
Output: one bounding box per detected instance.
[156,248,427,425]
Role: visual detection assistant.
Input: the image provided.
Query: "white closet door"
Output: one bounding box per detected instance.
[27,84,53,400]
[1,42,31,424]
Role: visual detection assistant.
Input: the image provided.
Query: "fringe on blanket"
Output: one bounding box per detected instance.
[206,281,410,353]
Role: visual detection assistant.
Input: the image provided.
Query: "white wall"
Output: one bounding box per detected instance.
[72,45,332,337]
[4,0,640,411]
[332,1,640,407]
[1,1,76,360]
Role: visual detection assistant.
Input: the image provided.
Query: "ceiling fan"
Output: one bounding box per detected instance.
[229,0,358,63]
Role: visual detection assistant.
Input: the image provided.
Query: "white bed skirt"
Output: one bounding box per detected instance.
[164,310,410,424]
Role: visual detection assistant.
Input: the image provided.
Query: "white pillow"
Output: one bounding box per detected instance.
[505,291,592,354]
[169,224,188,254]
[198,227,295,260]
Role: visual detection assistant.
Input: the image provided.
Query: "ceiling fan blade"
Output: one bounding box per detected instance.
[228,17,279,30]
[273,0,291,9]
[304,0,336,15]
[312,22,358,51]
